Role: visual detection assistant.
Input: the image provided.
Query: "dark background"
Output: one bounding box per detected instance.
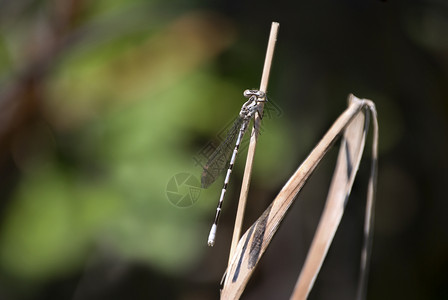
[0,0,447,299]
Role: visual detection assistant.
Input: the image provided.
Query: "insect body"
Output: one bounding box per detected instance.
[202,89,266,246]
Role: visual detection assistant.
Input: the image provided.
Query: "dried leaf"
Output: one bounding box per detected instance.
[220,95,378,300]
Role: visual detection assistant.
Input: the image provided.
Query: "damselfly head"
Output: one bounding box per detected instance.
[243,89,265,100]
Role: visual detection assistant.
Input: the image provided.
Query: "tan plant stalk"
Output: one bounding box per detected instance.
[227,22,279,266]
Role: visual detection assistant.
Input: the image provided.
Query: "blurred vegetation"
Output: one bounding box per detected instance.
[0,1,293,299]
[0,0,447,300]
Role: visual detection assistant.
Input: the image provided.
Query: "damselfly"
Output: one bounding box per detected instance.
[202,89,266,246]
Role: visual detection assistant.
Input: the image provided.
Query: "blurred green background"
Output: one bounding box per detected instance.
[0,0,447,299]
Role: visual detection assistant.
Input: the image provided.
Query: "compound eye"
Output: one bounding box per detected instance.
[243,89,252,98]
[255,90,265,99]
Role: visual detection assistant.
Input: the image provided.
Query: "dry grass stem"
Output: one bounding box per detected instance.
[227,22,279,266]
